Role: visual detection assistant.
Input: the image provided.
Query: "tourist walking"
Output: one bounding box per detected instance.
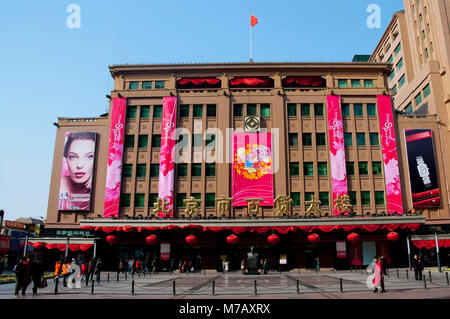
[31,259,44,295]
[80,260,87,282]
[13,258,25,297]
[21,257,32,295]
[263,259,269,274]
[86,258,95,285]
[372,256,385,293]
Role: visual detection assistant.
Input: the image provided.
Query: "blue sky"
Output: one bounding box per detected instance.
[0,0,404,221]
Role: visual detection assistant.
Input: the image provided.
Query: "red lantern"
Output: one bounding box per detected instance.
[145,235,160,245]
[226,234,239,245]
[387,232,399,242]
[347,233,360,243]
[32,242,45,249]
[308,233,320,243]
[106,235,119,244]
[267,234,280,244]
[185,234,198,245]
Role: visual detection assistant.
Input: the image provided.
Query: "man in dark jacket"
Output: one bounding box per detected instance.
[412,254,423,280]
[13,258,25,297]
[86,258,95,285]
[31,259,44,295]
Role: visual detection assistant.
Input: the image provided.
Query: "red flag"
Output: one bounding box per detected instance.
[251,14,258,27]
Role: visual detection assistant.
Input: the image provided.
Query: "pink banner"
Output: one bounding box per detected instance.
[232,132,274,206]
[326,95,348,215]
[103,97,127,217]
[377,95,403,215]
[158,96,177,217]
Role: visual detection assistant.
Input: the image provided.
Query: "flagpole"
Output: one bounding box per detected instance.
[250,12,253,61]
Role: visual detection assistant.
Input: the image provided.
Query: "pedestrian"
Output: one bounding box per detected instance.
[224,259,229,274]
[118,259,124,276]
[128,259,133,274]
[62,260,69,287]
[13,258,25,297]
[54,260,62,279]
[313,257,320,273]
[135,260,140,275]
[380,256,387,276]
[80,260,87,282]
[151,258,157,274]
[372,256,385,293]
[170,258,175,273]
[178,259,183,272]
[21,257,32,295]
[418,255,424,280]
[263,259,269,274]
[86,258,95,285]
[241,259,246,274]
[413,254,422,280]
[182,260,187,273]
[94,258,102,283]
[31,259,44,295]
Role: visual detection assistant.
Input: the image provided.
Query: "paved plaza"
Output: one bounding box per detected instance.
[1,268,449,299]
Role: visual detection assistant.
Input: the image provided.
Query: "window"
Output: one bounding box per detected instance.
[193,104,203,118]
[372,161,383,175]
[318,162,328,176]
[342,104,350,117]
[314,104,324,116]
[392,84,398,93]
[138,135,148,148]
[148,193,159,208]
[140,106,150,118]
[136,164,146,178]
[205,163,216,177]
[425,48,429,59]
[234,104,243,116]
[422,30,426,39]
[177,134,189,148]
[205,193,215,207]
[354,104,363,116]
[351,79,361,88]
[304,162,314,176]
[316,133,326,146]
[192,163,202,176]
[193,134,202,148]
[152,135,161,147]
[361,191,371,205]
[150,164,159,177]
[207,104,216,117]
[289,163,299,176]
[344,133,353,146]
[367,103,376,117]
[364,80,374,88]
[389,70,395,81]
[423,84,431,97]
[155,81,165,89]
[394,43,402,56]
[176,193,186,208]
[301,104,310,116]
[302,133,312,146]
[369,133,379,146]
[177,164,188,177]
[346,162,355,175]
[356,133,366,146]
[142,81,152,89]
[123,164,133,178]
[205,134,215,148]
[153,105,163,118]
[289,133,298,147]
[387,55,393,63]
[129,81,139,90]
[396,58,404,70]
[415,92,423,105]
[291,192,300,207]
[120,193,131,207]
[348,191,357,205]
[287,104,297,116]
[261,104,270,117]
[191,193,201,200]
[404,102,413,114]
[180,105,190,117]
[127,106,137,119]
[319,192,329,206]
[338,79,348,88]
[375,191,385,205]
[305,192,314,202]
[135,194,145,207]
[396,74,406,88]
[125,135,135,148]
[247,104,257,115]
[359,162,369,175]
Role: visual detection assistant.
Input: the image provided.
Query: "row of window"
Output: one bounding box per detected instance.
[402,83,431,113]
[288,132,379,147]
[233,104,271,117]
[288,103,377,117]
[128,81,165,90]
[120,190,385,208]
[125,133,216,149]
[289,161,383,176]
[126,104,218,119]
[123,163,217,178]
[337,79,374,88]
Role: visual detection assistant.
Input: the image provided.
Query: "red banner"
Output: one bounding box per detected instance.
[0,235,10,253]
[336,240,347,259]
[377,96,403,214]
[349,242,363,266]
[104,97,127,217]
[160,242,170,260]
[232,132,274,206]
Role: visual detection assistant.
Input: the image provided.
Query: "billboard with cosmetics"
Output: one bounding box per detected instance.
[58,131,97,211]
[404,129,441,207]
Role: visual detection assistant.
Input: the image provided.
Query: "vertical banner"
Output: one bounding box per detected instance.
[404,129,441,207]
[58,132,97,211]
[377,95,403,215]
[232,132,273,206]
[160,242,170,260]
[349,242,363,266]
[326,95,348,215]
[104,97,127,217]
[158,96,177,217]
[336,240,347,259]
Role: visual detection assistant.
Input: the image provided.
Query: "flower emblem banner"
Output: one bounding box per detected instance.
[232,132,274,206]
[377,95,403,214]
[326,95,349,215]
[158,96,177,217]
[104,97,127,217]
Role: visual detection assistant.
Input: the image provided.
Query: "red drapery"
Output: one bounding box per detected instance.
[283,76,325,87]
[412,239,450,249]
[57,244,67,251]
[68,244,80,252]
[102,226,116,233]
[79,244,93,251]
[45,243,57,250]
[178,78,220,86]
[122,226,135,232]
[229,77,272,86]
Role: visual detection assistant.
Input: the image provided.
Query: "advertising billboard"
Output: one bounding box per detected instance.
[404,129,441,207]
[58,131,97,211]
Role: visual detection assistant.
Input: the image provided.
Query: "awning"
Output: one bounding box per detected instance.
[26,237,99,251]
[410,234,450,249]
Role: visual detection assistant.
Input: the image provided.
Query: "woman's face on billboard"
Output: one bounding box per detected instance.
[66,139,95,185]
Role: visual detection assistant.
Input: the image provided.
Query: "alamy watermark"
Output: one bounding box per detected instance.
[366,4,381,29]
[66,4,81,29]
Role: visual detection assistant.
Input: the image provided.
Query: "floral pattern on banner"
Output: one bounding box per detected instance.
[104,97,127,217]
[234,144,272,180]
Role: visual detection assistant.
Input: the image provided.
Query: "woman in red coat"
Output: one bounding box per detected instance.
[372,256,385,293]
